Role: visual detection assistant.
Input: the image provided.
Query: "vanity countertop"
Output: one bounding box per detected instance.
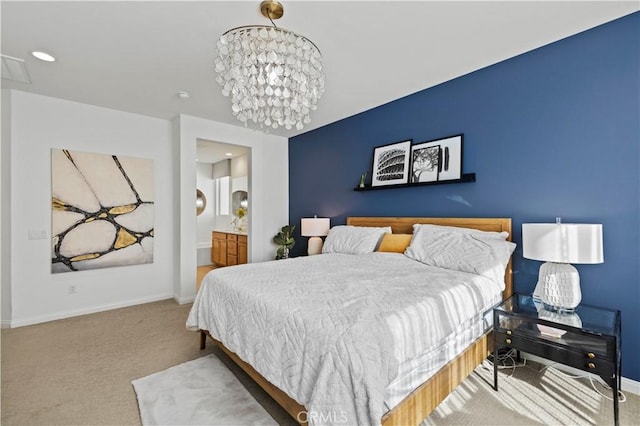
[213,229,247,236]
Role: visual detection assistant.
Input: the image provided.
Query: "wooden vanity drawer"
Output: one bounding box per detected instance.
[212,232,227,241]
[228,243,237,255]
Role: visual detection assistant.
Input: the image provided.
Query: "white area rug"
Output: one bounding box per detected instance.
[132,355,277,425]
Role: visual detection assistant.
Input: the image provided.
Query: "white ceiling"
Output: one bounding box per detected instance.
[2,1,638,138]
[196,139,249,164]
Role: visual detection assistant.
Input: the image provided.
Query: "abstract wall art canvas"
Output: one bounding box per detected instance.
[51,149,154,273]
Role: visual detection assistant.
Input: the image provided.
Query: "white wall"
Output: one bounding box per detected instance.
[5,91,175,326]
[175,114,288,303]
[231,154,248,181]
[196,162,214,248]
[1,92,290,324]
[1,90,12,326]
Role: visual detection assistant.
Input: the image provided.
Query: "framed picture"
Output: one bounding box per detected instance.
[371,140,412,186]
[410,143,440,183]
[410,134,463,183]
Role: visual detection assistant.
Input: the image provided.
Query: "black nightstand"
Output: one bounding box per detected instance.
[493,293,622,425]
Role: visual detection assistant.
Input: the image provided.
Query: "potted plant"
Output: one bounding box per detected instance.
[273,225,295,259]
[359,172,367,188]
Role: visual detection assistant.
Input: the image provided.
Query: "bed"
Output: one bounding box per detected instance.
[187,217,514,425]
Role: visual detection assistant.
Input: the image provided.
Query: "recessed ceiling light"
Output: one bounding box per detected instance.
[225,152,233,156]
[177,91,190,100]
[31,51,56,62]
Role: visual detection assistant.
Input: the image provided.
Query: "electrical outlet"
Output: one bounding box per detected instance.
[68,285,77,295]
[28,229,47,240]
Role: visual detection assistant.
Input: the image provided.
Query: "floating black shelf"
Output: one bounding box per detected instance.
[354,173,476,191]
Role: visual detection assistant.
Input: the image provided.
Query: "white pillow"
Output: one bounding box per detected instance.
[411,223,510,241]
[322,225,392,255]
[405,224,515,286]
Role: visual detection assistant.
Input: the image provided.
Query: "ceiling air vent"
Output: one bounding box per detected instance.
[1,54,31,84]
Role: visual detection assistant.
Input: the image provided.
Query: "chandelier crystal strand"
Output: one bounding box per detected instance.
[214,25,324,131]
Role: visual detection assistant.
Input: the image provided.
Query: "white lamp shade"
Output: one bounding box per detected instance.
[301,217,330,237]
[522,223,603,264]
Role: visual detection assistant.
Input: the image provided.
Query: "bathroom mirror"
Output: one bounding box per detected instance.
[196,189,207,216]
[231,190,248,213]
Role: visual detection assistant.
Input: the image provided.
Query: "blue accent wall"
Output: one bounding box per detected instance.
[289,13,639,381]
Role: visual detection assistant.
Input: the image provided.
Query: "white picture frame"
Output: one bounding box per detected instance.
[410,134,463,183]
[371,140,412,187]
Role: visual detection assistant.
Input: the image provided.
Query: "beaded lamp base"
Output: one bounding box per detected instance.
[538,262,582,311]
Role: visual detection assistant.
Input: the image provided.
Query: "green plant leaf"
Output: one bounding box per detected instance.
[274,224,296,258]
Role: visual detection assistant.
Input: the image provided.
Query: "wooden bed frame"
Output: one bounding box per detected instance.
[200,217,513,425]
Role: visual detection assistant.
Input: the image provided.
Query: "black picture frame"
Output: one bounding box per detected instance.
[410,134,463,183]
[371,139,412,187]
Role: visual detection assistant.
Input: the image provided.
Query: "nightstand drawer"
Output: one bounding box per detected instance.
[495,331,616,377]
[496,315,615,360]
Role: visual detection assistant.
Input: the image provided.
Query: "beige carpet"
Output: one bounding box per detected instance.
[423,360,639,425]
[1,298,638,425]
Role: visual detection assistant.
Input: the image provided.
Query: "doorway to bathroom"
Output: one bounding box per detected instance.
[195,139,250,290]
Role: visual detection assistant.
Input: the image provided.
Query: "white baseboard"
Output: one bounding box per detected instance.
[523,353,640,395]
[174,295,195,305]
[1,319,12,329]
[621,376,640,395]
[7,293,174,328]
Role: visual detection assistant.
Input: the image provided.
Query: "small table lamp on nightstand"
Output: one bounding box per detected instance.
[301,216,330,256]
[522,219,603,311]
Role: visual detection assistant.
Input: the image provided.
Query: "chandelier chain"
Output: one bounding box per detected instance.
[266,10,277,28]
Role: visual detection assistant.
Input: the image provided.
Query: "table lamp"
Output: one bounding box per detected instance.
[301,216,330,256]
[522,220,603,311]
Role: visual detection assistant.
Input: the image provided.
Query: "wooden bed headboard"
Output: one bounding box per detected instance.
[346,216,513,298]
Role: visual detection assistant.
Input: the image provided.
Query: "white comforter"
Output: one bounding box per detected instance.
[186,252,503,425]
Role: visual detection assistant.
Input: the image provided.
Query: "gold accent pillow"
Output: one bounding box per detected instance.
[377,233,413,253]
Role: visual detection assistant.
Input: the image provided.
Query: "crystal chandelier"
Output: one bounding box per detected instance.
[214,0,325,131]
